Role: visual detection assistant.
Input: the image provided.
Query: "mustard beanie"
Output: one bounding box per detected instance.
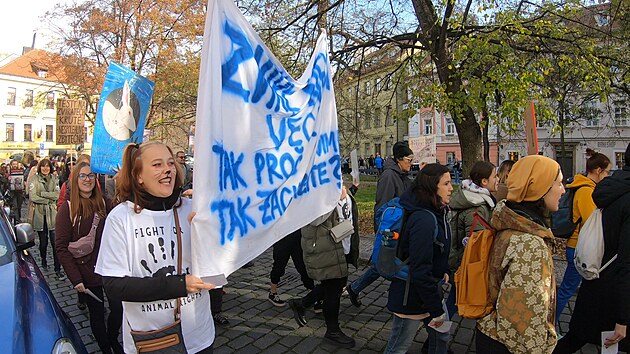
[507,155,560,203]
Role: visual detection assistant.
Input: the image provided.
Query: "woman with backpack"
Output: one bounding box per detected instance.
[554,145,628,354]
[383,163,453,354]
[475,155,565,353]
[55,161,122,354]
[555,149,611,326]
[449,161,498,277]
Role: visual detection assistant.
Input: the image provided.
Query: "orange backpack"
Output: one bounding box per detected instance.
[454,212,496,319]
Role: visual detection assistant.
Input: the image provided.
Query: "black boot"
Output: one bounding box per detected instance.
[324,330,355,349]
[288,299,307,327]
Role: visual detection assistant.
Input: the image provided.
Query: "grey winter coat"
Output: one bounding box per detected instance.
[29,173,60,231]
[448,184,495,270]
[301,194,360,281]
[374,157,412,215]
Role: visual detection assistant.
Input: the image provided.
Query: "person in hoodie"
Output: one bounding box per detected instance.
[476,155,564,354]
[447,160,498,317]
[449,160,498,272]
[555,149,611,326]
[554,145,630,354]
[383,163,453,354]
[346,141,414,307]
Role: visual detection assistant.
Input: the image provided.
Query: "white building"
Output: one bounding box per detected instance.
[499,99,630,177]
[0,49,92,161]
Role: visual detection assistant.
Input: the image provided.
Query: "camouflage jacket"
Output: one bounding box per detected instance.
[477,201,557,354]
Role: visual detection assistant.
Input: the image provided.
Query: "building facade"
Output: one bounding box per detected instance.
[0,49,93,161]
[499,99,629,177]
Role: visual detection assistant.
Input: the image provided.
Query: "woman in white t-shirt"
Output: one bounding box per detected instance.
[95,142,216,354]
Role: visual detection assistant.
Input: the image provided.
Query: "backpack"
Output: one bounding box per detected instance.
[371,198,439,281]
[574,208,618,280]
[454,212,496,319]
[551,185,590,238]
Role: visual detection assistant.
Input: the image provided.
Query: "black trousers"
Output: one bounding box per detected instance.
[104,288,124,354]
[270,229,314,290]
[210,288,223,314]
[301,276,347,332]
[475,327,512,354]
[10,190,23,221]
[85,286,113,354]
[38,219,60,272]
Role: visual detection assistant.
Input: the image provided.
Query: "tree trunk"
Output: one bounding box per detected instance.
[412,0,482,176]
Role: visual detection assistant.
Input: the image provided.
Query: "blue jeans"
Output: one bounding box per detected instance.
[383,315,450,354]
[351,264,380,294]
[556,247,582,323]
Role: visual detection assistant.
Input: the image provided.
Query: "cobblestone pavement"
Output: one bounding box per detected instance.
[28,227,608,354]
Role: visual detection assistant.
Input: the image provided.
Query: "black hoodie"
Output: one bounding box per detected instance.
[590,166,630,325]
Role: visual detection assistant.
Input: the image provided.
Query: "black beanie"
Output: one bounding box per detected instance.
[625,142,630,167]
[393,141,413,160]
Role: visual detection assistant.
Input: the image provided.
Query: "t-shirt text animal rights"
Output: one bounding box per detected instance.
[95,198,214,354]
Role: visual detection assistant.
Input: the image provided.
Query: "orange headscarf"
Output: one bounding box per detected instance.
[507,155,560,203]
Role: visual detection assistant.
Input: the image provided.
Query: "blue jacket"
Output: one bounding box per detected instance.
[387,189,451,318]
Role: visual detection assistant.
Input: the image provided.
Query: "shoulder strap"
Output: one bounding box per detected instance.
[173,208,183,321]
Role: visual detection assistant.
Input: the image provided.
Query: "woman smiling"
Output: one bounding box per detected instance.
[96,142,216,354]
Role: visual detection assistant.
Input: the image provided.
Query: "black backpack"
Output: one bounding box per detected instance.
[551,184,590,238]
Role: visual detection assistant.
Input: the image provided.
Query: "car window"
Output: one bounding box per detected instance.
[0,212,14,266]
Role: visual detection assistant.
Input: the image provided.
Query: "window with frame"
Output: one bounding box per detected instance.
[46,92,55,109]
[423,119,432,135]
[365,81,371,95]
[365,143,370,156]
[615,152,625,170]
[614,101,628,126]
[446,118,455,135]
[24,124,32,141]
[5,123,14,142]
[45,125,53,142]
[385,108,393,126]
[363,111,372,129]
[446,152,456,164]
[24,90,33,107]
[583,100,599,127]
[7,87,16,106]
[374,108,381,128]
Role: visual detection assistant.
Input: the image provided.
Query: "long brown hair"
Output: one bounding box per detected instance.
[69,162,106,222]
[114,141,183,213]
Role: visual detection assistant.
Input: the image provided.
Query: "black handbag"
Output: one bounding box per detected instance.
[130,209,187,353]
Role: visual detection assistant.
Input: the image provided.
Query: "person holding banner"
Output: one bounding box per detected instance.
[287,184,360,348]
[95,142,216,354]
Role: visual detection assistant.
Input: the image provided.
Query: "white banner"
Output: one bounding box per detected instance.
[409,136,436,165]
[191,0,341,282]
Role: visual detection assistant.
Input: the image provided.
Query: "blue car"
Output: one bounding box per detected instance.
[0,208,87,354]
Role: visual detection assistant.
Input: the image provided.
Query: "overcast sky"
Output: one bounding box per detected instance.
[0,0,66,55]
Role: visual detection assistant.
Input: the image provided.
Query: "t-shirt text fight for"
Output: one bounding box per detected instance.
[95,198,214,354]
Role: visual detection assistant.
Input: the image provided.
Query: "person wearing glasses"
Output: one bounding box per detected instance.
[555,149,611,329]
[55,162,122,354]
[346,141,414,307]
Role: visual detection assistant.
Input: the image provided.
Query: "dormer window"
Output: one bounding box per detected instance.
[37,70,48,78]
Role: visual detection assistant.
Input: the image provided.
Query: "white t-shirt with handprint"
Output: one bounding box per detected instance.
[95,198,214,354]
